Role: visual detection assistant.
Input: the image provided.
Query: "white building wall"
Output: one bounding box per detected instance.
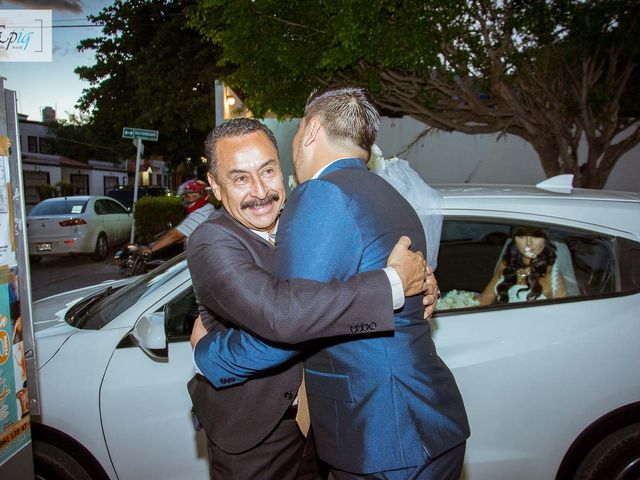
[22,163,61,184]
[264,117,640,193]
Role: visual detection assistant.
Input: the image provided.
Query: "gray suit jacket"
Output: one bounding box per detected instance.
[187,210,394,453]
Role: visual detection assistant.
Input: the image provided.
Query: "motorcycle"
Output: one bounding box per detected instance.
[114,243,167,277]
[114,223,184,277]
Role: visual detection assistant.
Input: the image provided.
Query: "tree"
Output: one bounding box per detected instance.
[190,0,639,188]
[44,112,115,163]
[76,0,230,173]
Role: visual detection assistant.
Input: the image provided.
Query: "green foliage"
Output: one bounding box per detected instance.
[36,182,76,200]
[76,0,231,171]
[133,195,185,244]
[44,113,116,163]
[190,0,640,188]
[55,181,74,197]
[36,184,56,201]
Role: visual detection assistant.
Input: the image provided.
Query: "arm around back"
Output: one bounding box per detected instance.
[187,217,394,345]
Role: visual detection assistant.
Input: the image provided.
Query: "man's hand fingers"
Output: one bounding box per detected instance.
[388,236,412,260]
[190,316,207,349]
[423,293,438,319]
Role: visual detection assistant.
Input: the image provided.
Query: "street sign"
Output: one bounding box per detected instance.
[122,127,159,142]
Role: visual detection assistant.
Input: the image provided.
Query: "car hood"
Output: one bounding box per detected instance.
[32,278,135,368]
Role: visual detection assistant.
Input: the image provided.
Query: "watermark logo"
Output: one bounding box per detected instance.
[0,9,52,62]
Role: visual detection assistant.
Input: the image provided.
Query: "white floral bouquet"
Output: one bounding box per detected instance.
[368,144,399,171]
[288,175,298,190]
[437,290,480,310]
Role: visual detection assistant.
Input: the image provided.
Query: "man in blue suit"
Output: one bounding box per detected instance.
[195,86,469,479]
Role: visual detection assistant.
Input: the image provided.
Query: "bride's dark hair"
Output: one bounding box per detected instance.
[496,227,557,303]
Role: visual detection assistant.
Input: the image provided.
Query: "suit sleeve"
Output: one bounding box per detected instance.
[194,326,299,388]
[275,180,364,282]
[187,222,394,344]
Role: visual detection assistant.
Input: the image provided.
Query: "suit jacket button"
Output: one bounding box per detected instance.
[284,391,294,400]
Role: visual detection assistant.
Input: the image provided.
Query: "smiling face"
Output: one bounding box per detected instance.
[208,131,285,232]
[514,234,546,260]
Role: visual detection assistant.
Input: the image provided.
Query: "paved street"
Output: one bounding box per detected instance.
[28,249,125,302]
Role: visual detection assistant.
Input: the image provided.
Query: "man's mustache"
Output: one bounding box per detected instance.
[241,192,280,210]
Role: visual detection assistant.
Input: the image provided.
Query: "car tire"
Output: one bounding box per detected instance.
[33,440,93,480]
[30,255,42,264]
[574,423,640,480]
[92,233,108,261]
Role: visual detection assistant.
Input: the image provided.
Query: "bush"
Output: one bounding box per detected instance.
[133,196,185,244]
[36,183,56,201]
[36,181,77,201]
[55,181,74,197]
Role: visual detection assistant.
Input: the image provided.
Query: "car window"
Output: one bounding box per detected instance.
[77,254,190,330]
[163,288,198,342]
[436,219,640,311]
[104,198,128,214]
[94,199,108,215]
[30,198,88,216]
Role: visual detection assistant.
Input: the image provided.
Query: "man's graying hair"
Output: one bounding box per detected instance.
[204,118,279,179]
[304,86,380,153]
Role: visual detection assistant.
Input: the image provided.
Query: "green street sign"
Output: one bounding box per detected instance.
[122,127,159,142]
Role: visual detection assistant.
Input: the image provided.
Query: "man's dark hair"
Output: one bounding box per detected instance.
[204,118,279,179]
[303,85,380,153]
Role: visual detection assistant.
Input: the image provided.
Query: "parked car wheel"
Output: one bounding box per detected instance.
[92,233,108,261]
[30,255,42,264]
[33,440,93,480]
[574,424,640,480]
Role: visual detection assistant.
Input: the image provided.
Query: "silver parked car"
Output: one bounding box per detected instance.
[27,196,132,263]
[30,179,640,480]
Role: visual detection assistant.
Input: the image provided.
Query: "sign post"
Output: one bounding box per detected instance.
[0,78,35,479]
[122,128,159,243]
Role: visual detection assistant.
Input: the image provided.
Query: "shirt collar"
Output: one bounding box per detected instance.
[251,219,278,243]
[311,157,356,180]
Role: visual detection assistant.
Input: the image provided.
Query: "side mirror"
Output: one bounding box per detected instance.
[131,312,168,360]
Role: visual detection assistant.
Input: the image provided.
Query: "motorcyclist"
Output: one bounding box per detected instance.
[139,180,217,256]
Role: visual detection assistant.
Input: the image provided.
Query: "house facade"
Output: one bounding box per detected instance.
[18,114,172,208]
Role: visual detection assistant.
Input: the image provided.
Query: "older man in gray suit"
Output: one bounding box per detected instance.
[187,118,438,479]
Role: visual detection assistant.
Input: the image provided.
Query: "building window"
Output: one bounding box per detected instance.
[39,137,54,155]
[103,176,119,194]
[23,171,50,204]
[28,136,38,153]
[70,174,89,195]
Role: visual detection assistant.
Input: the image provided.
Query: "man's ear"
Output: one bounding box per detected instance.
[207,172,222,201]
[303,117,322,147]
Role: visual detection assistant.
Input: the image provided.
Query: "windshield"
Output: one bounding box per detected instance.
[73,253,190,330]
[30,198,88,216]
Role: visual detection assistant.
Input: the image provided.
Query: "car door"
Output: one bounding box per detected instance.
[431,216,640,480]
[93,199,118,245]
[98,283,209,480]
[104,198,131,244]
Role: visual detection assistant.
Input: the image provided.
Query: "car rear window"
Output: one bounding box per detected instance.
[30,199,88,216]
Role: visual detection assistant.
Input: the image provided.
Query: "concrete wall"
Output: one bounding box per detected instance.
[264,117,640,193]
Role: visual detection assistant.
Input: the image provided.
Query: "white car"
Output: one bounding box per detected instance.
[27,196,132,262]
[31,179,640,480]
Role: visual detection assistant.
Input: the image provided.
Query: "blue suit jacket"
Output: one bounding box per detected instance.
[195,158,469,473]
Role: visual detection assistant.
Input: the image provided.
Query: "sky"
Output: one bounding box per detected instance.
[0,0,110,121]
